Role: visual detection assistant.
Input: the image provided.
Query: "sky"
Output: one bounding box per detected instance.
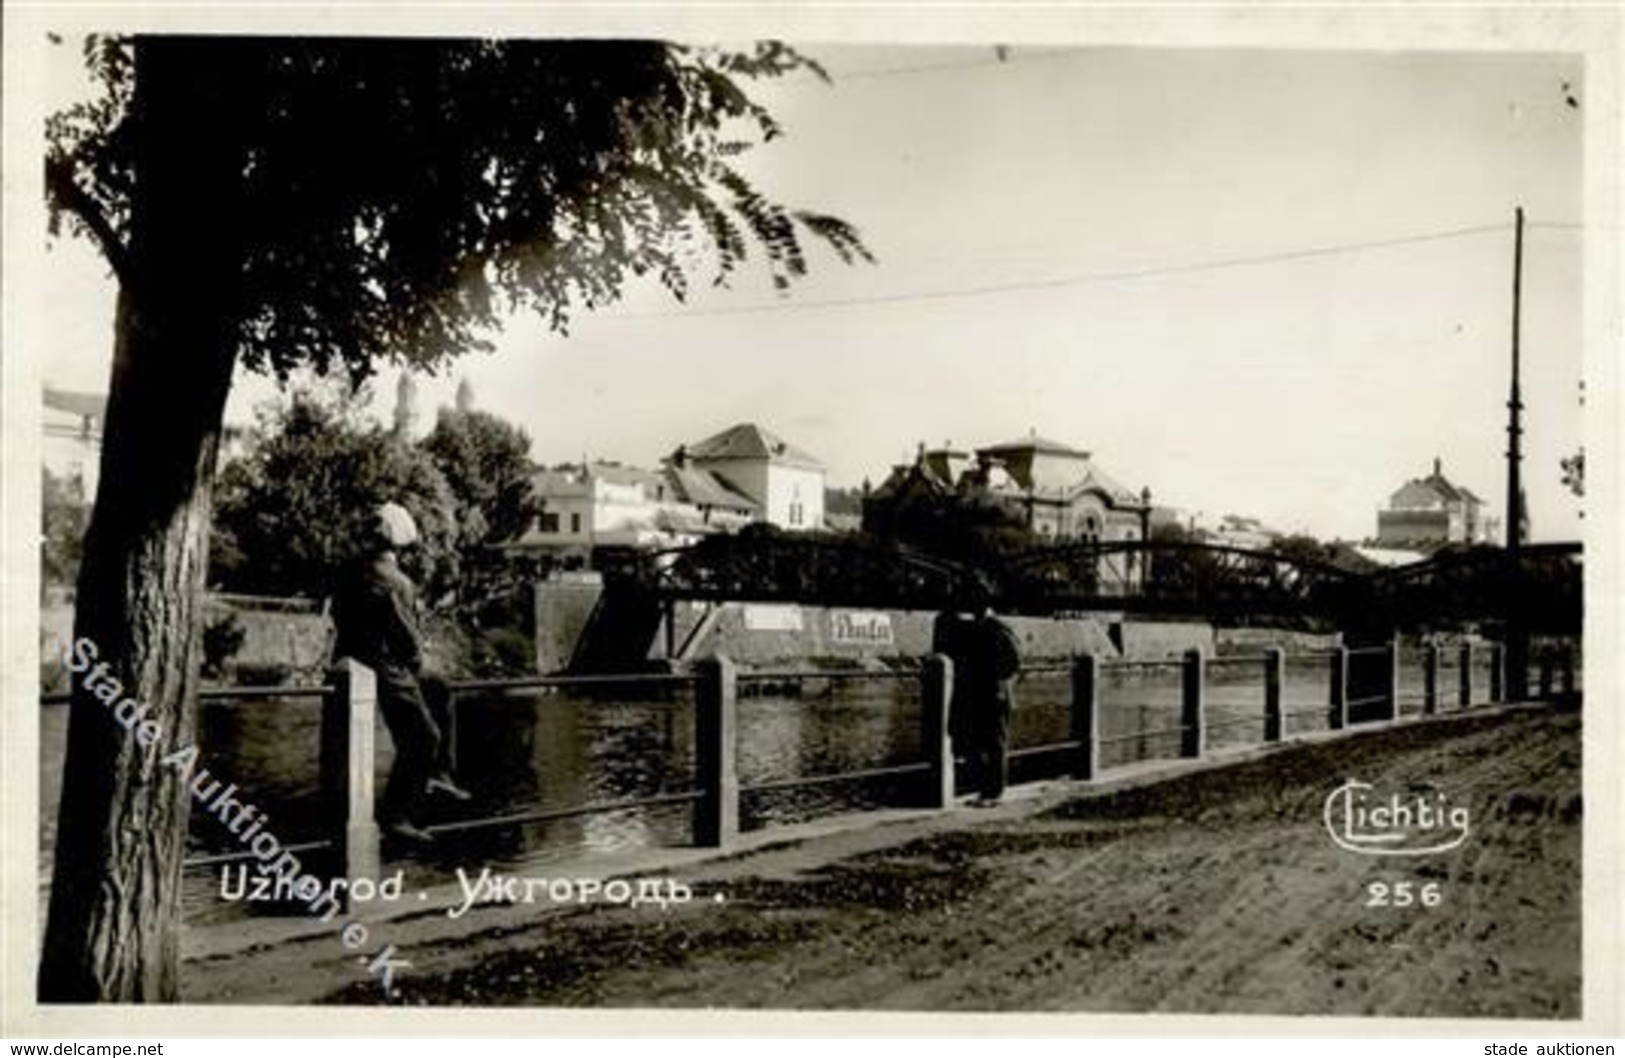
[42,43,1585,543]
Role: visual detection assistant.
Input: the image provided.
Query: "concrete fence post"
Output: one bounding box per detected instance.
[1489,643,1505,704]
[1329,646,1349,731]
[1071,653,1101,780]
[321,658,381,884]
[1387,638,1401,721]
[1181,648,1205,759]
[1423,642,1440,716]
[921,654,956,807]
[1459,642,1474,709]
[1505,634,1531,703]
[694,655,739,847]
[1264,647,1284,743]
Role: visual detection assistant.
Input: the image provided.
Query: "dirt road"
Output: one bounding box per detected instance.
[306,704,1582,1016]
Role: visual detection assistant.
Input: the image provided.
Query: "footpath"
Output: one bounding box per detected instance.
[179,700,1581,1017]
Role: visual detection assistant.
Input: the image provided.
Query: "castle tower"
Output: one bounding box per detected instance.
[393,371,418,438]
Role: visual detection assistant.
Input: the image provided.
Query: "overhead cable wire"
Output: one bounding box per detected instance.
[604,221,1514,323]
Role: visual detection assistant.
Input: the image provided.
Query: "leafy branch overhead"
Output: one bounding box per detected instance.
[45,36,874,383]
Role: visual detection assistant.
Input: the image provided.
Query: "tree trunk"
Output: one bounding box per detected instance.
[39,39,250,1002]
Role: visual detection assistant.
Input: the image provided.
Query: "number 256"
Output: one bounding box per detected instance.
[1366,881,1442,907]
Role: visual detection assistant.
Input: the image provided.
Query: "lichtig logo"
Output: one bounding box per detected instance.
[1323,779,1470,856]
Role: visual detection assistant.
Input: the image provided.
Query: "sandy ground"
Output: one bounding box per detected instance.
[186,704,1581,1017]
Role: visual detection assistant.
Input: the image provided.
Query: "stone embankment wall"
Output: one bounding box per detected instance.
[531,578,1222,672]
[41,599,333,690]
[665,601,1122,667]
[1214,626,1343,655]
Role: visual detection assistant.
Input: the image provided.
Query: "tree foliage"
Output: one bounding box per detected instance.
[1271,532,1378,575]
[420,406,539,546]
[210,388,460,600]
[43,34,871,1002]
[1560,449,1584,500]
[41,467,90,589]
[863,486,1038,576]
[47,36,873,387]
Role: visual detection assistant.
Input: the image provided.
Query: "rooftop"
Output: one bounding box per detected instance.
[663,464,758,512]
[1393,458,1485,507]
[681,423,824,470]
[977,433,1091,460]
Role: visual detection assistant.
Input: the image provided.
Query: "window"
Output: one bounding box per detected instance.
[570,512,582,534]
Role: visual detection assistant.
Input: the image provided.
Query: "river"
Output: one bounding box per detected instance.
[38,650,1492,919]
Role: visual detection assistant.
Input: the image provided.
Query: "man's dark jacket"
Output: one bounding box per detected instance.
[331,552,423,677]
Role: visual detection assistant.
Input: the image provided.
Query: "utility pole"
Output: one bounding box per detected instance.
[1505,206,1529,700]
[1507,206,1524,554]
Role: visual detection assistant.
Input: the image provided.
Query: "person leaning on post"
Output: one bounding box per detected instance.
[329,502,471,845]
[934,575,1021,807]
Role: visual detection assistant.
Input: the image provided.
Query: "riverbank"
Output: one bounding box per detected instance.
[176,700,1580,1016]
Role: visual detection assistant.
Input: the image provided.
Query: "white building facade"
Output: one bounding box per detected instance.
[673,423,826,532]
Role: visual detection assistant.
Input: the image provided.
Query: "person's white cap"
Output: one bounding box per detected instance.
[373,502,420,547]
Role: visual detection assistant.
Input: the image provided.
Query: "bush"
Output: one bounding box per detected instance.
[202,612,247,678]
[233,662,292,687]
[41,660,70,697]
[471,626,535,676]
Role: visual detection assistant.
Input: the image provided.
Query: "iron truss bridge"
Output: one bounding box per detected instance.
[596,534,1580,630]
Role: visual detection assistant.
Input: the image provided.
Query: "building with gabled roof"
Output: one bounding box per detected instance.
[670,422,825,531]
[969,432,1149,543]
[864,432,1154,591]
[681,422,824,470]
[507,423,830,567]
[1375,457,1495,548]
[661,462,758,523]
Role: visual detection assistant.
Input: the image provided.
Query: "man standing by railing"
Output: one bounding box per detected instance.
[933,577,1022,807]
[331,502,470,845]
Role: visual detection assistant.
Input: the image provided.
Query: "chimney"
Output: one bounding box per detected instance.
[1433,456,1442,477]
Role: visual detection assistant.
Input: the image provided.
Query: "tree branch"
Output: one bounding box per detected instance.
[46,153,132,284]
